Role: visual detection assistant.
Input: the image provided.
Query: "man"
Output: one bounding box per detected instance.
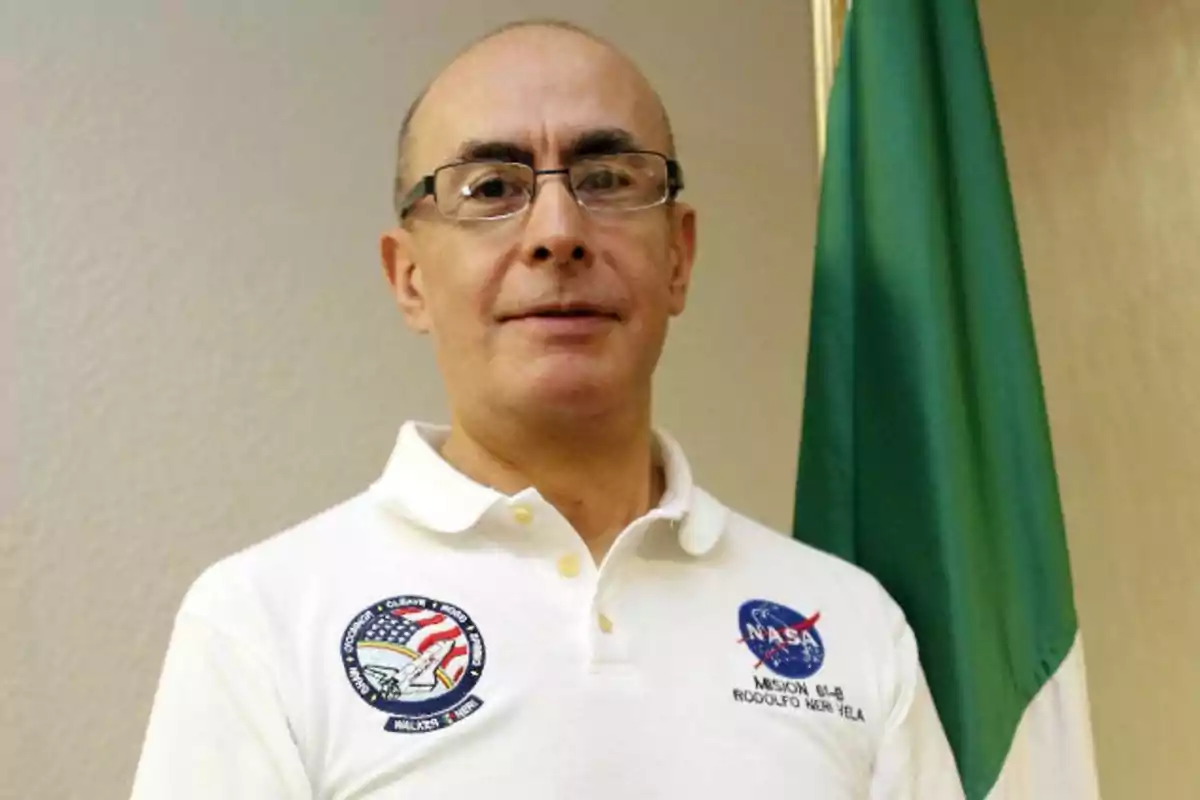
[131,19,963,799]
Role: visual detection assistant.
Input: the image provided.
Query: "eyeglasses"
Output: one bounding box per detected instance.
[395,151,684,221]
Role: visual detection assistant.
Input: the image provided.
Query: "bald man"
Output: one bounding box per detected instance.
[131,20,963,800]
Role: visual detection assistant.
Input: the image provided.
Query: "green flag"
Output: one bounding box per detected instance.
[793,0,1099,797]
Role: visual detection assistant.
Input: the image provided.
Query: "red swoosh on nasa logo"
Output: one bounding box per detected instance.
[735,611,821,644]
[749,612,822,669]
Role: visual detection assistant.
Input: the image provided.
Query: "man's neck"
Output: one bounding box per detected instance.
[439,408,664,563]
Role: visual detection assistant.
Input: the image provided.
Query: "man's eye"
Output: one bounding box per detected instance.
[577,169,632,192]
[467,176,521,199]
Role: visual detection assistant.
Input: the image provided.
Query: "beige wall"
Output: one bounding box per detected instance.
[8,1,1198,798]
[1,3,816,798]
[980,0,1200,797]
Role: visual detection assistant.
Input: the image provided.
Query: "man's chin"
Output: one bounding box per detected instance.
[510,370,631,419]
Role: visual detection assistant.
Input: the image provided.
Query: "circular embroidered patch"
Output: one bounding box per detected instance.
[737,598,825,679]
[341,595,486,733]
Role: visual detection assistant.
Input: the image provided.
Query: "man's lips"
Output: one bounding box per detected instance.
[498,305,621,323]
[497,306,621,338]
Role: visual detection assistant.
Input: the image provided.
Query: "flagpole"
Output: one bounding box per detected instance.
[811,0,848,163]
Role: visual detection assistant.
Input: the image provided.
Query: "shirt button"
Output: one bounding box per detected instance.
[597,613,614,634]
[511,505,534,525]
[556,553,581,578]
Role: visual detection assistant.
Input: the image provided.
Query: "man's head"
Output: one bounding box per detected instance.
[381,20,696,429]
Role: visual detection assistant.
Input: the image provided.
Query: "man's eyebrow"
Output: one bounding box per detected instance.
[448,128,645,168]
[453,140,535,166]
[565,128,642,160]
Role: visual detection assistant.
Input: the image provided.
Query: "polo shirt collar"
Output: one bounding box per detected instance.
[368,421,723,556]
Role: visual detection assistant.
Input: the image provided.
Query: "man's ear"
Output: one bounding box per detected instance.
[380,227,432,333]
[667,203,697,316]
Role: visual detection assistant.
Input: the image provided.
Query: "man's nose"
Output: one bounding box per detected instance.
[520,174,593,269]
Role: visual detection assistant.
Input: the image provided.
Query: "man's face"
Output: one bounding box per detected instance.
[382,28,696,423]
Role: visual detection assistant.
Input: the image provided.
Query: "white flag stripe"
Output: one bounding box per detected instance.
[986,634,1100,799]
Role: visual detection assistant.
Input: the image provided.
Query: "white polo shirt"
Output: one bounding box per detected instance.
[132,422,962,799]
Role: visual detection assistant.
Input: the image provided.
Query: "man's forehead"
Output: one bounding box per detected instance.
[407,26,671,170]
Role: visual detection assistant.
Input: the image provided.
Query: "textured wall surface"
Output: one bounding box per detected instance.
[9,0,1198,798]
[1,2,816,798]
[981,0,1200,797]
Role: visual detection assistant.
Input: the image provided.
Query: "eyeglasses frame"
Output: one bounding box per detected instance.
[394,150,685,221]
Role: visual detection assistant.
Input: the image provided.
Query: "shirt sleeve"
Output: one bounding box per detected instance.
[130,581,313,799]
[870,604,965,799]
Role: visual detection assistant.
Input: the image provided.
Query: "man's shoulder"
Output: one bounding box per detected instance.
[178,492,379,623]
[705,490,899,613]
[705,490,914,677]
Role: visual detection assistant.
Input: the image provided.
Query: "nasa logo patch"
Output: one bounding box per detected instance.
[737,598,825,679]
[341,595,486,733]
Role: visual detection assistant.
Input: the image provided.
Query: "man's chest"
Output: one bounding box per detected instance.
[271,561,885,799]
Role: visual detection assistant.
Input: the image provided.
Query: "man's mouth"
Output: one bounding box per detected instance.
[501,304,621,322]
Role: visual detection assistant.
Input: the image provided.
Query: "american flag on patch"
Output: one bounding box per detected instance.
[362,606,471,684]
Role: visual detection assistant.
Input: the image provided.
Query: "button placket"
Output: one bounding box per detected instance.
[591,516,659,620]
[585,519,661,666]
